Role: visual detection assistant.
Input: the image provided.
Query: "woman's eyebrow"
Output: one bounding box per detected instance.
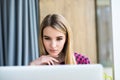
[56,36,63,38]
[43,35,49,37]
[43,35,64,38]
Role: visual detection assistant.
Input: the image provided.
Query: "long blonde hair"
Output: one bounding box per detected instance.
[39,14,76,64]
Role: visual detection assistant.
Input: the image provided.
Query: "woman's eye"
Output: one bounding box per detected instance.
[57,38,63,41]
[44,37,50,40]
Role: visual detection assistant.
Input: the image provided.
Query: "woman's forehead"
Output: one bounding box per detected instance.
[43,26,66,37]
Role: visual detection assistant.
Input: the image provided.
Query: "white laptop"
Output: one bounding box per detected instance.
[0,64,104,80]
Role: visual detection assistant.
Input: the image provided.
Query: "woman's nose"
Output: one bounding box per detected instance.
[51,40,57,48]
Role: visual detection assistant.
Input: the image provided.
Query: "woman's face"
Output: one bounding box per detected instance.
[43,26,66,57]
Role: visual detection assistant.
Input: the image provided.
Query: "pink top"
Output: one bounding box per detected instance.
[74,52,90,64]
[60,52,90,64]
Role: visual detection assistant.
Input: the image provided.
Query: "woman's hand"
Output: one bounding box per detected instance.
[30,55,59,65]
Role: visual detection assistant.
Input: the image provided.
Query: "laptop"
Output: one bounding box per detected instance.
[0,64,104,80]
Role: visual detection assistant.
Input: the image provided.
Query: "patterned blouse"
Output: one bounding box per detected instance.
[74,52,90,64]
[60,52,90,64]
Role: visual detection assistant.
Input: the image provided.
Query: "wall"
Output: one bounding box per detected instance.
[111,0,120,79]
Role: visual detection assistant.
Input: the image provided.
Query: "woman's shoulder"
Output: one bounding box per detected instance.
[74,52,90,64]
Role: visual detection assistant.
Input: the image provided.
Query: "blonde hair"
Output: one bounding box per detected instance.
[39,14,76,64]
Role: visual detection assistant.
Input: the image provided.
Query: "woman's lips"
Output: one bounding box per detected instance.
[50,49,57,52]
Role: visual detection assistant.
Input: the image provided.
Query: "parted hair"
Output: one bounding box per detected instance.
[39,14,76,64]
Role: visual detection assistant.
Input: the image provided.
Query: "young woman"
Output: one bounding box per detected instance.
[30,14,90,65]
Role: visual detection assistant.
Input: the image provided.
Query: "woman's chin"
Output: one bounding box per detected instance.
[50,54,59,58]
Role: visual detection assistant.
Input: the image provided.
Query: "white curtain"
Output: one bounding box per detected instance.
[0,0,40,66]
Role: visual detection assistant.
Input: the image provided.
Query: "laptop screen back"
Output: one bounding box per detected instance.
[0,64,104,80]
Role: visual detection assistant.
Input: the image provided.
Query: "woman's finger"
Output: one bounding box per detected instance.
[49,56,59,63]
[49,59,55,65]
